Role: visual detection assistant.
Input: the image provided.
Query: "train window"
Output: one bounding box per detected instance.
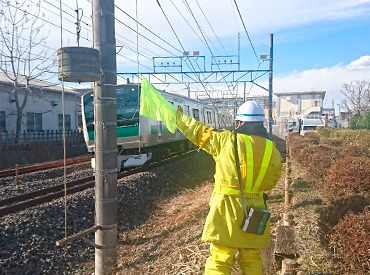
[192,108,200,120]
[83,93,94,132]
[212,112,216,125]
[116,86,139,128]
[206,111,212,124]
[184,105,190,115]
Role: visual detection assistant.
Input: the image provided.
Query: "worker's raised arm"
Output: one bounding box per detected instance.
[176,108,223,156]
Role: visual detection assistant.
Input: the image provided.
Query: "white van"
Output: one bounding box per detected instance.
[298,118,325,136]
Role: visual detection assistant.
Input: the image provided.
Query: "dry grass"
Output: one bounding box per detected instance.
[78,159,337,274]
[114,182,212,274]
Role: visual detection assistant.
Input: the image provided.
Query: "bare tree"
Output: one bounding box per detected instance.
[0,0,55,138]
[340,80,370,118]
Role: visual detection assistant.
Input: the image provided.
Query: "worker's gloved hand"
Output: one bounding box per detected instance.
[177,106,183,112]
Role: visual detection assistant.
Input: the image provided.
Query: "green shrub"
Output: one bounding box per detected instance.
[316,128,370,150]
[349,114,361,129]
[316,126,332,138]
[356,111,370,129]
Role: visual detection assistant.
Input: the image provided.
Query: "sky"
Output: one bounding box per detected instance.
[3,0,370,110]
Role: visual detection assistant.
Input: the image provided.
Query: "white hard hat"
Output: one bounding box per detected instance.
[235,101,265,122]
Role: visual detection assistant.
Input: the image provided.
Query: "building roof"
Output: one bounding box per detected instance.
[275,91,326,97]
[0,72,78,95]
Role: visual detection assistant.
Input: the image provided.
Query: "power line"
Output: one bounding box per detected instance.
[232,0,260,64]
[182,0,235,93]
[155,0,229,113]
[1,0,175,73]
[194,0,228,56]
[0,0,93,44]
[114,4,182,55]
[168,0,210,52]
[180,0,222,57]
[114,15,177,57]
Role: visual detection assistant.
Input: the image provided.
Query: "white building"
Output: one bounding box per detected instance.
[275,91,326,122]
[0,73,79,134]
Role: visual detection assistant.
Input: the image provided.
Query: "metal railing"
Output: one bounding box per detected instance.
[0,129,84,148]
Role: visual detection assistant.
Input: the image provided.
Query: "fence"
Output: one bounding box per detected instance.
[0,129,85,149]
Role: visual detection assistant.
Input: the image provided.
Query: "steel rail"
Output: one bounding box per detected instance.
[0,155,93,178]
[0,150,195,218]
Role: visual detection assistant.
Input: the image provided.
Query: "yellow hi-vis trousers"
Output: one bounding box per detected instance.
[204,242,262,275]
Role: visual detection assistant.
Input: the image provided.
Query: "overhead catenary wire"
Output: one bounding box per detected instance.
[7,0,266,104]
[156,0,225,117]
[5,0,201,78]
[0,0,92,44]
[2,0,180,82]
[168,0,218,55]
[194,0,229,56]
[115,4,183,55]
[232,0,260,65]
[87,0,182,57]
[181,0,236,99]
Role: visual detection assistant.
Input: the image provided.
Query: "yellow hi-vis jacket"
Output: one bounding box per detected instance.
[176,110,283,248]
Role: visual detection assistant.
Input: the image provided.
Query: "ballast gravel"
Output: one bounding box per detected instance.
[0,151,215,274]
[0,162,93,200]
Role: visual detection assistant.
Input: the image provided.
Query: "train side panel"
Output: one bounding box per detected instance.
[81,84,234,156]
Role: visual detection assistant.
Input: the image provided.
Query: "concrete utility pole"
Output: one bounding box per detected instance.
[92,0,118,273]
[268,33,273,136]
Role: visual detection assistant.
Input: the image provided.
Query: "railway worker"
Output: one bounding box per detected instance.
[176,101,283,274]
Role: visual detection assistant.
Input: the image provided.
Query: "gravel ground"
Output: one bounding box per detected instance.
[0,162,93,200]
[0,151,215,274]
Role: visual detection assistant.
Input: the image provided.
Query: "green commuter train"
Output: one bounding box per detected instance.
[81,84,234,166]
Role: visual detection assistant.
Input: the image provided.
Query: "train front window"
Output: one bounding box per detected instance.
[83,93,94,132]
[116,86,139,128]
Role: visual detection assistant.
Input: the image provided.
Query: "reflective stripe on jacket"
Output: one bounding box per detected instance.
[176,110,283,248]
[214,134,275,198]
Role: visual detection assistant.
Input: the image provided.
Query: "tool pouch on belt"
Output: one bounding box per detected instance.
[241,206,270,235]
[234,133,270,235]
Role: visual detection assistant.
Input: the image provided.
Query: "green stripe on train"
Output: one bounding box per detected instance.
[88,125,139,140]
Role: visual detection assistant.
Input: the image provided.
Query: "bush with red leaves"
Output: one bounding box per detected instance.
[338,145,368,158]
[320,138,343,147]
[322,157,370,203]
[288,138,315,164]
[300,145,338,185]
[331,207,370,274]
[319,196,369,241]
[303,131,320,142]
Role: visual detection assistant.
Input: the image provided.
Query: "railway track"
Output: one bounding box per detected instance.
[0,155,93,178]
[0,150,195,218]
